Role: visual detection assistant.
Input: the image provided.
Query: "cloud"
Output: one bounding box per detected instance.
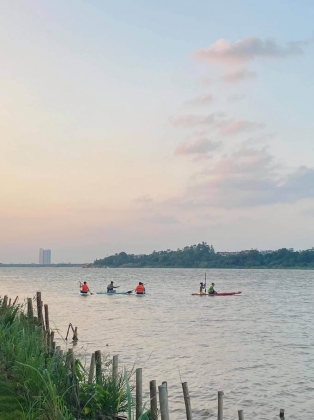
[172,147,314,209]
[186,94,213,105]
[194,36,305,66]
[218,119,265,136]
[175,137,221,156]
[170,112,225,127]
[222,68,257,83]
[171,113,264,136]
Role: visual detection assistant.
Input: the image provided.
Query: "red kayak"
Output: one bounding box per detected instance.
[191,291,242,296]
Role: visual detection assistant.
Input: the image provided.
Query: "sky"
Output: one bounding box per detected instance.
[1,0,314,263]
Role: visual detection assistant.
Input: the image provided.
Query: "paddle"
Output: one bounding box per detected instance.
[204,272,206,294]
[79,281,93,295]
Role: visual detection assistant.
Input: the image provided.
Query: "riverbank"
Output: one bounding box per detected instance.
[0,294,134,420]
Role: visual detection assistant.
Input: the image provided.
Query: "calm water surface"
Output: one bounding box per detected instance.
[1,268,314,419]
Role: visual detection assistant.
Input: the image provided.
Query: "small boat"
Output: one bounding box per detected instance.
[191,291,242,296]
[96,291,132,295]
[79,291,91,296]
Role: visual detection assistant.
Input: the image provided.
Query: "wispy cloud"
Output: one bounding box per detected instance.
[218,119,265,136]
[194,36,305,66]
[171,113,264,136]
[170,112,225,127]
[186,94,213,106]
[175,137,221,156]
[222,68,257,83]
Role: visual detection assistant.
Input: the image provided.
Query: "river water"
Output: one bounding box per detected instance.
[1,267,314,419]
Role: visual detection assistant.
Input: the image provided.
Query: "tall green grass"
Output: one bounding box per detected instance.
[0,296,139,420]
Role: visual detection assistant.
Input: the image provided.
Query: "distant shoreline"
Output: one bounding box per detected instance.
[0,264,84,268]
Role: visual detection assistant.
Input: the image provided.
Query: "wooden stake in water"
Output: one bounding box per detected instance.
[44,304,49,331]
[182,382,193,420]
[88,353,96,384]
[238,409,244,420]
[112,354,119,380]
[136,368,142,420]
[3,296,8,307]
[95,350,102,384]
[279,409,285,419]
[12,296,18,306]
[27,298,34,320]
[36,292,43,326]
[73,327,78,341]
[150,380,158,420]
[218,391,224,420]
[158,383,169,420]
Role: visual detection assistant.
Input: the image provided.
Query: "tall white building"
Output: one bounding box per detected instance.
[39,248,51,265]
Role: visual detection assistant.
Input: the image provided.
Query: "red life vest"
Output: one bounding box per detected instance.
[136,284,145,293]
[81,284,89,292]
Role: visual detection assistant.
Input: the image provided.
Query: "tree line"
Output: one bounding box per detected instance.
[93,242,314,269]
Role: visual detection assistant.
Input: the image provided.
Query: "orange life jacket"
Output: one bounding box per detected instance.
[136,284,145,293]
[81,284,89,292]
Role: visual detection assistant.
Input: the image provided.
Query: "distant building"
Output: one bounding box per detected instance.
[39,249,51,265]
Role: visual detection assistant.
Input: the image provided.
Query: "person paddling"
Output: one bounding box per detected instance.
[208,282,217,295]
[80,281,90,294]
[107,281,119,293]
[200,282,206,293]
[135,282,145,295]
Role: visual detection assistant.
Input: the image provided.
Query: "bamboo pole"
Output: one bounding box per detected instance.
[36,292,43,326]
[182,382,192,420]
[136,368,142,420]
[44,304,49,331]
[3,296,8,307]
[112,354,119,380]
[12,296,18,306]
[95,350,102,384]
[8,298,11,306]
[150,380,158,420]
[279,409,285,419]
[238,409,244,420]
[88,353,96,384]
[158,383,169,420]
[56,346,61,355]
[27,298,33,319]
[218,391,224,420]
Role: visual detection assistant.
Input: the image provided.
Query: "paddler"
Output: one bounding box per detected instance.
[208,282,217,295]
[107,281,119,293]
[80,281,90,293]
[200,282,206,293]
[135,282,145,295]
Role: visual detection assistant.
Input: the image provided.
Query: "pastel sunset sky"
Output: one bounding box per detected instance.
[1,1,314,263]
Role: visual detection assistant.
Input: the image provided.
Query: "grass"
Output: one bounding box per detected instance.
[0,295,139,420]
[0,375,25,420]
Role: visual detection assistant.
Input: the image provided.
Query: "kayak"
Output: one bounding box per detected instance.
[79,291,91,296]
[96,291,132,295]
[135,293,146,297]
[191,291,242,296]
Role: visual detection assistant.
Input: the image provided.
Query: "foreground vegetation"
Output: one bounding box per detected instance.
[0,296,142,420]
[94,242,314,269]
